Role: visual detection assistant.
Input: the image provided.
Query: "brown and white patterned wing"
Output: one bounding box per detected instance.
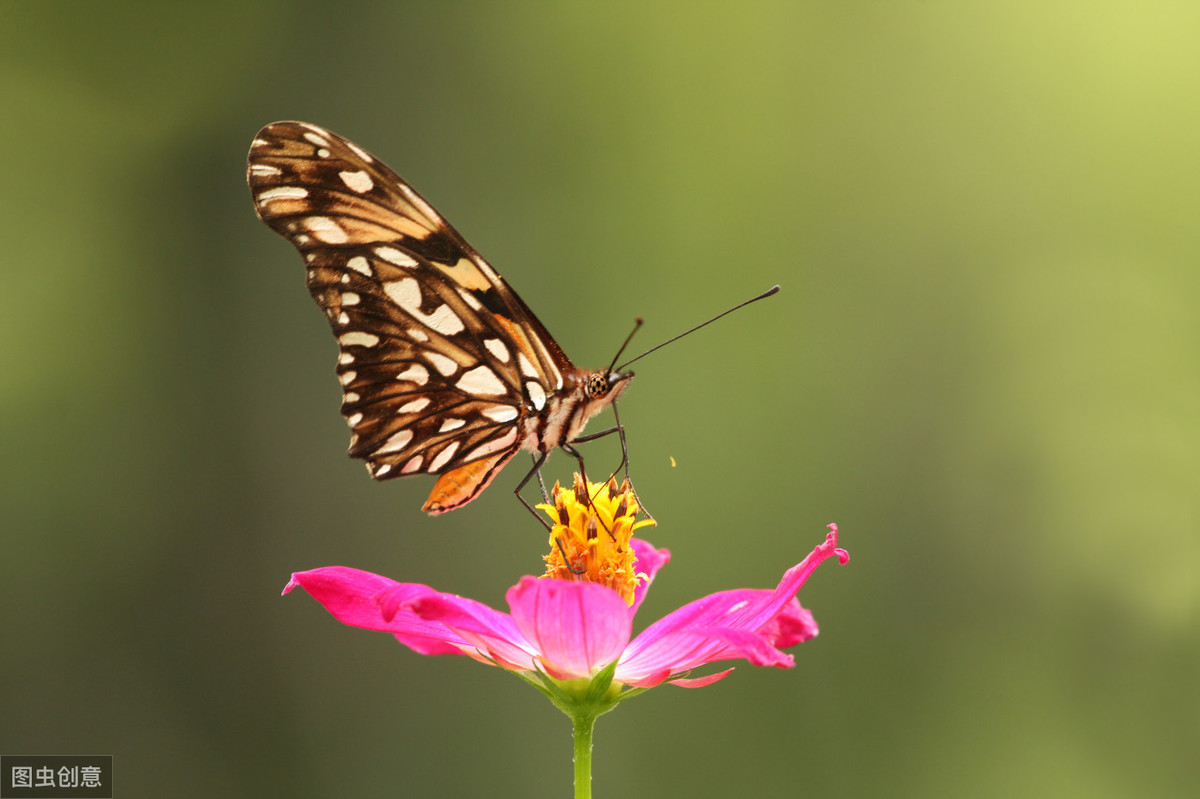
[247,121,572,509]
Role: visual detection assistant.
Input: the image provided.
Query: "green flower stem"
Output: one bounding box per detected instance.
[572,710,596,799]
[512,661,652,797]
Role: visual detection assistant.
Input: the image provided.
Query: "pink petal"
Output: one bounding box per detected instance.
[618,617,796,684]
[617,661,738,689]
[403,589,539,671]
[507,576,632,680]
[284,567,535,667]
[670,668,735,688]
[764,601,818,649]
[616,525,846,682]
[684,627,796,668]
[620,588,779,673]
[629,538,670,615]
[284,568,459,655]
[622,666,675,688]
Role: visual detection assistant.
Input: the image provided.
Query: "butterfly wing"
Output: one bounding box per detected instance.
[247,121,572,511]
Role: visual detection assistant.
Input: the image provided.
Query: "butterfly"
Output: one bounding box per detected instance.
[247,121,635,516]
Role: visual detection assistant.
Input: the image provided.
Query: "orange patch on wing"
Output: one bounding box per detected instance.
[493,314,538,362]
[422,449,519,514]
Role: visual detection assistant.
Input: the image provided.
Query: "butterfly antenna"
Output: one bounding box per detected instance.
[607,318,643,374]
[616,285,780,371]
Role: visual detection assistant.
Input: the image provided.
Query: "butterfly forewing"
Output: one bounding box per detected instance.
[248,121,578,508]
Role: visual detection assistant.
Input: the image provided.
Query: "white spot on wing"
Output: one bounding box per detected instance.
[422,305,465,335]
[397,398,431,414]
[257,186,308,203]
[376,246,417,267]
[376,430,413,455]
[426,352,458,376]
[402,455,424,473]
[465,427,519,459]
[339,371,356,385]
[526,381,547,410]
[383,279,465,335]
[517,352,539,378]
[458,288,483,311]
[374,462,392,477]
[339,170,374,193]
[249,164,281,176]
[438,418,466,433]
[347,256,373,276]
[484,339,511,363]
[383,278,422,310]
[346,141,374,163]
[301,124,332,140]
[339,331,380,348]
[482,405,520,423]
[303,132,330,148]
[305,216,349,244]
[347,412,364,426]
[343,391,360,403]
[338,352,355,365]
[456,365,507,396]
[429,441,460,472]
[395,364,429,385]
[337,311,350,325]
[341,292,360,305]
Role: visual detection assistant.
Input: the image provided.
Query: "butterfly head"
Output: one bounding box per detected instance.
[558,368,632,446]
[584,369,633,402]
[571,368,633,431]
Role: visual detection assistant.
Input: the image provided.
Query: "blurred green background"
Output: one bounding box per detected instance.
[2,2,1194,797]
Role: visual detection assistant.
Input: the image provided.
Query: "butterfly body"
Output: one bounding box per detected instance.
[248,121,630,514]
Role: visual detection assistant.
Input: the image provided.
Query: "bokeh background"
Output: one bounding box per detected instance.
[2,2,1195,797]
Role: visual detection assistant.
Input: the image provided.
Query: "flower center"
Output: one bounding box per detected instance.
[539,474,654,605]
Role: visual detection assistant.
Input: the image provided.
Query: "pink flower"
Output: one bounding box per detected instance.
[284,524,848,690]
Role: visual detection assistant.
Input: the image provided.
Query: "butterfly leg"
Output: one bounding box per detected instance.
[514,451,586,571]
[559,441,597,484]
[555,536,587,576]
[559,441,622,541]
[568,426,619,445]
[532,452,551,502]
[568,407,653,522]
[567,426,620,495]
[609,402,652,521]
[513,451,554,530]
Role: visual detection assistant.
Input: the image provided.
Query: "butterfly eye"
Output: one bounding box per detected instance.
[584,374,609,399]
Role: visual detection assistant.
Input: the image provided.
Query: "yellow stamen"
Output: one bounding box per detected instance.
[538,474,655,605]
